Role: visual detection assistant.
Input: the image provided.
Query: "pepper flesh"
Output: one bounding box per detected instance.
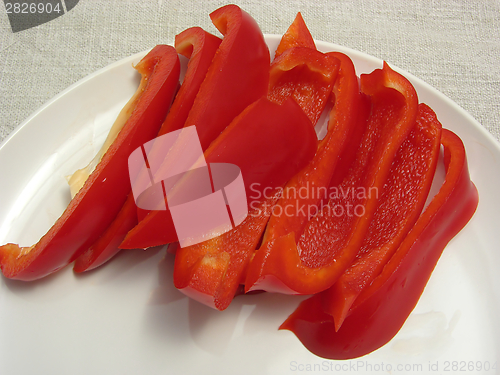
[73,28,221,272]
[173,98,317,310]
[121,4,270,249]
[172,45,339,309]
[274,12,316,59]
[280,128,479,360]
[182,3,270,150]
[160,27,222,136]
[267,47,339,125]
[258,26,341,250]
[323,103,442,330]
[0,45,180,280]
[218,20,338,261]
[244,52,365,293]
[245,62,418,295]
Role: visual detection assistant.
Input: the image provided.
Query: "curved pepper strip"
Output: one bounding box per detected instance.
[267,52,358,240]
[267,47,339,125]
[244,53,364,293]
[326,95,371,190]
[73,28,221,273]
[173,98,317,311]
[323,103,442,330]
[183,3,270,150]
[134,48,337,252]
[73,194,138,273]
[170,50,337,294]
[120,4,270,249]
[160,27,222,136]
[280,128,478,360]
[245,62,418,295]
[274,12,316,59]
[0,45,180,280]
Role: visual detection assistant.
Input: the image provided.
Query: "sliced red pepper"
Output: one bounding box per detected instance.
[244,52,365,293]
[173,48,337,309]
[280,128,478,360]
[183,3,270,150]
[73,194,138,273]
[120,4,270,249]
[121,48,338,251]
[267,47,339,125]
[274,12,316,59]
[0,45,180,280]
[245,62,418,295]
[159,27,222,136]
[323,103,442,330]
[173,98,317,310]
[73,28,221,273]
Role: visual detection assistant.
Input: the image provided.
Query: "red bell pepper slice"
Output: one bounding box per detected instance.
[0,45,180,280]
[182,3,270,151]
[228,22,337,254]
[323,103,442,330]
[72,194,138,273]
[244,52,365,294]
[280,128,478,360]
[173,98,317,310]
[245,62,418,295]
[120,50,337,251]
[274,12,316,59]
[73,28,221,273]
[267,47,339,125]
[171,49,337,307]
[120,4,270,249]
[159,27,222,136]
[268,11,331,124]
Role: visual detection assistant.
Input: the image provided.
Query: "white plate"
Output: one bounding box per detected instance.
[1,35,499,375]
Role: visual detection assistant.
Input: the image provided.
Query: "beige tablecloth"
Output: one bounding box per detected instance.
[1,0,499,143]
[1,2,500,373]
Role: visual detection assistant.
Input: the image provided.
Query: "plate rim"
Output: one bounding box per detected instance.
[2,34,499,155]
[0,34,499,371]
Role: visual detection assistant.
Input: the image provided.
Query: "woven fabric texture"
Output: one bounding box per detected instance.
[1,0,499,142]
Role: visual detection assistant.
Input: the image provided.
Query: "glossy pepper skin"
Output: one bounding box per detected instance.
[324,103,442,330]
[182,4,270,151]
[268,12,337,126]
[0,45,180,280]
[159,27,222,136]
[280,129,478,360]
[274,12,316,59]
[73,28,222,273]
[73,193,138,273]
[244,52,365,293]
[170,19,337,309]
[245,62,418,295]
[267,47,339,125]
[173,98,318,311]
[120,4,270,249]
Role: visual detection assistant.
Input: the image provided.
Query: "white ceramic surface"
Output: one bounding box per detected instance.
[0,35,499,375]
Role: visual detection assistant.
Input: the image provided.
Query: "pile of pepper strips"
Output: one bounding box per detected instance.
[0,5,478,360]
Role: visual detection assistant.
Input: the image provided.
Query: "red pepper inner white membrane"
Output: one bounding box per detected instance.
[314,100,333,140]
[66,53,191,199]
[423,144,446,209]
[0,73,143,248]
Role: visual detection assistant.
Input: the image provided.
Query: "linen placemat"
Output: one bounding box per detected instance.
[1,0,499,143]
